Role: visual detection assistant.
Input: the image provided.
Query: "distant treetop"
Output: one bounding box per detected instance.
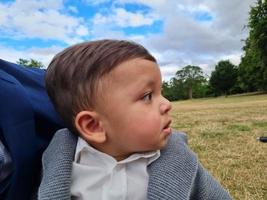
[17,58,44,69]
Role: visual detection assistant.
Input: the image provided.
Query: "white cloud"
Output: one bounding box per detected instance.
[93,7,158,27]
[117,0,256,77]
[113,8,156,27]
[0,0,257,81]
[0,0,89,45]
[219,53,242,66]
[117,0,165,7]
[90,22,127,40]
[159,64,179,81]
[83,0,111,5]
[76,26,89,36]
[68,6,78,13]
[0,45,64,67]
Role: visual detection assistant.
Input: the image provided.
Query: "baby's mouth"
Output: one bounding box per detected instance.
[163,120,172,132]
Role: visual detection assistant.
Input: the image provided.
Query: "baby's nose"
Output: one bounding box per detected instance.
[160,96,172,114]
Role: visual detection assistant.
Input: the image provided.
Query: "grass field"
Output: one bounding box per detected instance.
[170,93,267,200]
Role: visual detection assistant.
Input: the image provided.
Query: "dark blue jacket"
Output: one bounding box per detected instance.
[0,59,64,200]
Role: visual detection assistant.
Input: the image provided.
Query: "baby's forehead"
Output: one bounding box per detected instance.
[110,57,158,72]
[100,59,161,87]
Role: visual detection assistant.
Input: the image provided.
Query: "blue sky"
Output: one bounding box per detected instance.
[0,0,256,80]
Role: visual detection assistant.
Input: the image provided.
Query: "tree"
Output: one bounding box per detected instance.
[192,80,210,98]
[238,46,263,92]
[17,58,44,68]
[249,0,267,64]
[162,81,177,101]
[175,65,206,99]
[239,0,267,91]
[162,78,188,101]
[210,60,238,96]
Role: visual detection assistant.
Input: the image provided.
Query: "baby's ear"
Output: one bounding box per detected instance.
[75,111,106,144]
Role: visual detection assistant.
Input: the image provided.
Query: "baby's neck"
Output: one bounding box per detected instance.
[89,142,131,161]
[113,155,128,161]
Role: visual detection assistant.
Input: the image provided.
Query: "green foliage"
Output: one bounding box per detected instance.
[163,0,267,99]
[249,0,267,58]
[193,81,210,98]
[239,0,267,91]
[175,65,206,99]
[162,81,177,101]
[17,58,44,68]
[162,66,209,101]
[162,78,187,101]
[238,47,264,91]
[210,60,238,96]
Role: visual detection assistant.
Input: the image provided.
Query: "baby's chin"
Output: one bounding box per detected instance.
[160,132,172,148]
[134,135,172,153]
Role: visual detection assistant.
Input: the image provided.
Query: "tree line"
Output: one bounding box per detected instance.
[162,0,267,101]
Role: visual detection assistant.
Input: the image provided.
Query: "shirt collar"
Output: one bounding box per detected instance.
[74,137,160,166]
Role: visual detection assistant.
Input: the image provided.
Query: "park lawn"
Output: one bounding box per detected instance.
[170,93,267,200]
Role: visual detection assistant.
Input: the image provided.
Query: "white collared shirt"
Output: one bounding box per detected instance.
[71,137,160,200]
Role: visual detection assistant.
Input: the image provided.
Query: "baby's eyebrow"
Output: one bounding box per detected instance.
[135,79,159,93]
[146,79,156,87]
[140,79,155,88]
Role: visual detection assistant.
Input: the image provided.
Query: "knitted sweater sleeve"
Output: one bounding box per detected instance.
[147,130,232,200]
[189,162,232,200]
[38,129,77,200]
[174,130,232,199]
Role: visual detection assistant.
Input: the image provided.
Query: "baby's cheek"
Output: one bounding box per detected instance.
[125,111,161,134]
[140,116,161,132]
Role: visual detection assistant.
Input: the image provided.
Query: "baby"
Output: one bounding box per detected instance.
[38,39,232,200]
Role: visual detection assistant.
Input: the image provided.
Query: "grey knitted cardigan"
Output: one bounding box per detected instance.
[38,129,232,200]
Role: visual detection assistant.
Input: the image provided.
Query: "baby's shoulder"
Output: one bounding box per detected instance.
[170,129,188,144]
[156,130,198,168]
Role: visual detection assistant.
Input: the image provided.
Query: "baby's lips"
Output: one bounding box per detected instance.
[164,119,172,129]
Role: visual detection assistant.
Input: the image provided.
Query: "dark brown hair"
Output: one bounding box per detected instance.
[45,39,156,133]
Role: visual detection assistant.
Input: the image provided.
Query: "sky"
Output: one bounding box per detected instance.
[0,0,257,80]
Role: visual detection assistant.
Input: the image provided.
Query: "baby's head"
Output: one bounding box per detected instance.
[46,39,172,160]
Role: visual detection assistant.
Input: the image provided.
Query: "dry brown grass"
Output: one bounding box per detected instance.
[170,94,267,200]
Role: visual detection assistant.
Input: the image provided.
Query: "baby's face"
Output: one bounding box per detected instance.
[96,58,172,160]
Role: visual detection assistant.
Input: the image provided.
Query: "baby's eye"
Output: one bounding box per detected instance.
[142,92,152,102]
